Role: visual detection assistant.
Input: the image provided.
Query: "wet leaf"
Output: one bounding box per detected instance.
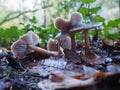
[107,64,120,72]
[82,54,106,65]
[83,65,99,76]
[0,77,12,90]
[112,55,120,63]
[0,50,7,59]
[38,71,120,90]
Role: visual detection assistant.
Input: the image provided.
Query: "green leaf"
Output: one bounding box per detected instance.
[93,15,105,22]
[79,7,88,19]
[79,6,101,20]
[75,32,83,40]
[40,25,47,30]
[90,7,101,14]
[90,29,96,36]
[108,18,120,27]
[29,16,37,24]
[81,0,96,3]
[107,33,119,41]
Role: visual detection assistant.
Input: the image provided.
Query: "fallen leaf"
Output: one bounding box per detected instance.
[64,49,83,64]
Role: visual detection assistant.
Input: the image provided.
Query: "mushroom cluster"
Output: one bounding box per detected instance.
[47,37,71,52]
[11,12,103,63]
[54,12,102,60]
[55,12,83,52]
[11,31,61,59]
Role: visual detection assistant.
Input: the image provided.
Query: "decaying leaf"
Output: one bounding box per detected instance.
[38,71,95,89]
[82,54,106,65]
[64,49,83,64]
[38,71,120,90]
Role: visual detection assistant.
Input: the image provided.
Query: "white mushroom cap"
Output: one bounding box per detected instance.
[70,22,102,33]
[71,12,83,27]
[11,31,39,59]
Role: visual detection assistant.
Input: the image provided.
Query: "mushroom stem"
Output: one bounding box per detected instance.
[28,45,60,57]
[70,33,76,52]
[84,29,90,55]
[57,39,62,54]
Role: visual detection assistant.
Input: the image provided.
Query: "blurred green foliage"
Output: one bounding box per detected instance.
[81,0,96,3]
[0,0,120,47]
[0,26,25,47]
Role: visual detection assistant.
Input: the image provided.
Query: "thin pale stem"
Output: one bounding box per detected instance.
[28,45,59,57]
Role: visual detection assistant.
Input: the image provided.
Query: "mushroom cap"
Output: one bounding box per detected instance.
[55,12,102,41]
[11,31,39,59]
[47,38,58,51]
[71,12,83,27]
[54,17,71,33]
[70,22,102,33]
[55,12,83,39]
[48,36,71,51]
[55,22,102,39]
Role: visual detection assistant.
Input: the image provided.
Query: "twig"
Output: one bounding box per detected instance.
[0,5,52,25]
[0,9,40,25]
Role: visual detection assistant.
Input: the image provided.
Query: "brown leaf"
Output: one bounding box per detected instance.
[82,54,106,65]
[38,71,120,90]
[64,49,83,64]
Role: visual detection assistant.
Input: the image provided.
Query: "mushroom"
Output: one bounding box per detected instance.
[47,37,71,56]
[11,31,60,59]
[70,22,102,57]
[47,38,59,51]
[70,22,106,65]
[54,12,102,59]
[49,36,71,49]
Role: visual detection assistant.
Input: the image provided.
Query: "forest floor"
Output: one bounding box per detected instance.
[0,39,120,90]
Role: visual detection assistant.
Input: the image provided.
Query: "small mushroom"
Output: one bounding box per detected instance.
[47,38,63,55]
[47,38,58,51]
[11,31,60,59]
[47,37,71,55]
[47,37,71,50]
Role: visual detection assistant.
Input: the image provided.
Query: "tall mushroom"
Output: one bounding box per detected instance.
[11,31,60,59]
[55,12,102,52]
[70,22,102,58]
